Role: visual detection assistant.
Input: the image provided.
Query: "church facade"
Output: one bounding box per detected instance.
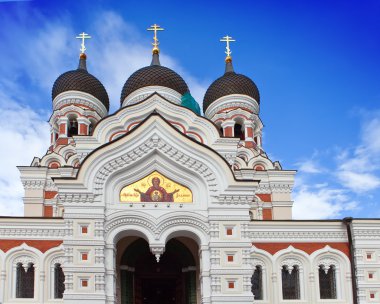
[0,29,379,304]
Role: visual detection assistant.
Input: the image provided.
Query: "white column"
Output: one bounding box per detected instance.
[200,245,211,304]
[57,117,69,137]
[0,270,5,303]
[39,269,45,303]
[105,243,116,304]
[309,271,316,304]
[272,271,279,304]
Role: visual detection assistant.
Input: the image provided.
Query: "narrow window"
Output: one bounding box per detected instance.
[67,119,78,137]
[234,123,244,140]
[282,265,300,300]
[319,265,337,299]
[54,263,65,299]
[16,263,35,298]
[251,265,263,300]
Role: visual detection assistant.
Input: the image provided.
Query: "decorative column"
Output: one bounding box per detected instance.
[256,133,262,148]
[221,120,235,137]
[0,270,5,303]
[39,269,45,302]
[271,271,279,303]
[77,117,91,135]
[200,245,211,304]
[57,117,69,137]
[244,121,255,147]
[309,270,316,302]
[105,243,116,304]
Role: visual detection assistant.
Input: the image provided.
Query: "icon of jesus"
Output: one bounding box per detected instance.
[134,177,179,202]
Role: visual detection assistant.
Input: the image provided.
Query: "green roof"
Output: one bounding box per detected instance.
[181,92,201,115]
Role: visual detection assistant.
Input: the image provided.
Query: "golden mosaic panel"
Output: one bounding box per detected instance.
[120,171,193,203]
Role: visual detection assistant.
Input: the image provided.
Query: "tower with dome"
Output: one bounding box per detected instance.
[0,26,378,304]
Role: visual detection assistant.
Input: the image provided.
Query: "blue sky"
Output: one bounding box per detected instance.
[0,0,379,218]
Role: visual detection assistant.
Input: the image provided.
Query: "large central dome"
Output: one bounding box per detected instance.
[120,53,189,104]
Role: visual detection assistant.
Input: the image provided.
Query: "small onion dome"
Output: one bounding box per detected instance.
[52,53,110,111]
[181,92,201,115]
[120,52,189,104]
[203,59,260,113]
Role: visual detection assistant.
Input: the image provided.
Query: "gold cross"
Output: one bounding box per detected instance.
[220,35,236,59]
[147,24,164,53]
[76,32,92,54]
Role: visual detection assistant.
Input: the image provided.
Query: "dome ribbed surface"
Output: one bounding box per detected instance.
[120,65,189,104]
[203,72,260,113]
[52,69,109,111]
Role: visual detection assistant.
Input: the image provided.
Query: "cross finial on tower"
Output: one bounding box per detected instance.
[147,24,164,54]
[220,35,236,62]
[76,32,92,54]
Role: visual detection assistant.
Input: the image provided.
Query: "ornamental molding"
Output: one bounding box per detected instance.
[256,183,293,194]
[216,195,254,205]
[93,135,218,195]
[22,180,46,190]
[317,257,339,273]
[14,255,37,270]
[45,180,58,192]
[249,230,347,242]
[51,256,65,267]
[105,214,210,240]
[0,228,65,238]
[353,229,380,239]
[252,258,266,269]
[205,94,259,119]
[281,258,303,273]
[58,193,96,204]
[53,91,108,118]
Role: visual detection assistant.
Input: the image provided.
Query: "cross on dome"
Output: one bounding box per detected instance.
[147,24,164,54]
[220,35,235,62]
[76,32,91,54]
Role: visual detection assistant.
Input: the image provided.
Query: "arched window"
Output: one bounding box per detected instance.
[54,263,65,299]
[251,265,263,300]
[234,123,245,140]
[319,265,337,299]
[67,117,78,137]
[16,263,35,298]
[282,265,300,300]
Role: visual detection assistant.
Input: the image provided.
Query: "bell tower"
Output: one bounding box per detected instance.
[203,36,263,152]
[49,33,109,158]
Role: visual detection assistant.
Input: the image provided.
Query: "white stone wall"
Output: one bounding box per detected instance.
[351,220,380,304]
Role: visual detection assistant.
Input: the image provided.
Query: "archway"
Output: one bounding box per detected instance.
[117,237,198,304]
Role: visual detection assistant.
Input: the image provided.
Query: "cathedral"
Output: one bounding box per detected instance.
[0,26,379,304]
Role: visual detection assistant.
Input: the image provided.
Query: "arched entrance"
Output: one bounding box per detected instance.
[117,238,198,304]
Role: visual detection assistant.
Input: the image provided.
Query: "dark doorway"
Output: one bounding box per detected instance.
[120,238,197,304]
[142,278,176,304]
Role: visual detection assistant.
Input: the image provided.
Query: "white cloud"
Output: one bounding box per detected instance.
[293,181,357,219]
[0,91,50,216]
[297,159,323,174]
[336,112,380,192]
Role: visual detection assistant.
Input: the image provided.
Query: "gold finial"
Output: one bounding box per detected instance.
[147,24,164,54]
[220,35,236,62]
[76,32,92,54]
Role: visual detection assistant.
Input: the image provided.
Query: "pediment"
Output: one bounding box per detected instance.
[54,114,258,206]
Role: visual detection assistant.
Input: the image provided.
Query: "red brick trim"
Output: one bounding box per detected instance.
[253,242,350,258]
[0,240,63,253]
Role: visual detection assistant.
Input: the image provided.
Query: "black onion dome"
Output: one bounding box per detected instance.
[52,55,109,111]
[203,61,260,113]
[120,53,189,104]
